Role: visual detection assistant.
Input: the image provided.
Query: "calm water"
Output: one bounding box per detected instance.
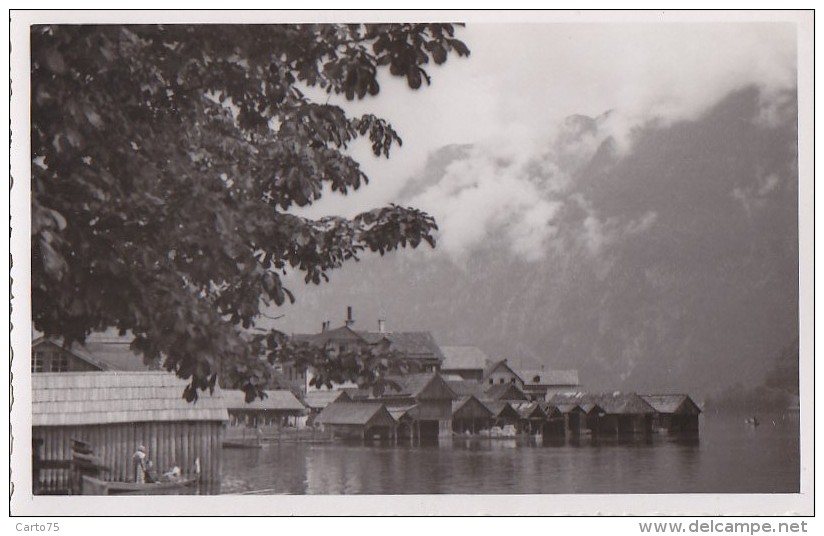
[219,412,799,494]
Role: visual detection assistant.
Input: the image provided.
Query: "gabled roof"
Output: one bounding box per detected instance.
[482,400,520,419]
[315,401,394,426]
[451,396,494,419]
[482,360,523,382]
[358,331,445,360]
[511,401,547,420]
[33,335,157,372]
[33,372,228,426]
[440,346,490,371]
[445,379,484,398]
[303,390,351,410]
[520,369,580,387]
[483,382,527,401]
[550,392,656,415]
[292,325,366,346]
[640,394,702,415]
[223,389,306,413]
[383,373,455,400]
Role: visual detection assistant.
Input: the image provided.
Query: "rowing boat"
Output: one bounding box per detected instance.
[81,474,198,495]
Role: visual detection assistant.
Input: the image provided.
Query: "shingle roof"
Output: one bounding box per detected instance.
[383,373,448,398]
[445,380,484,397]
[33,334,158,372]
[549,392,656,415]
[483,382,527,401]
[520,369,580,387]
[359,331,445,360]
[511,401,547,420]
[440,346,490,371]
[640,394,702,414]
[32,372,228,426]
[482,360,523,382]
[303,390,350,410]
[223,389,306,413]
[315,401,394,426]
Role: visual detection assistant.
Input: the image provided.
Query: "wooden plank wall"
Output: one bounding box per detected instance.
[33,421,224,494]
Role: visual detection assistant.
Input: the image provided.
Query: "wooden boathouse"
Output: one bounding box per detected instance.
[451,395,494,434]
[32,372,227,494]
[315,401,397,440]
[640,394,702,434]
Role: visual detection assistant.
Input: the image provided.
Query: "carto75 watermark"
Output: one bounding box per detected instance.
[639,520,809,534]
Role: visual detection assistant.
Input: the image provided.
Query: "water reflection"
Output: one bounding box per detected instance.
[220,412,798,495]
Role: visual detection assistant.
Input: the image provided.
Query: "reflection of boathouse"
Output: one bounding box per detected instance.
[32,372,227,494]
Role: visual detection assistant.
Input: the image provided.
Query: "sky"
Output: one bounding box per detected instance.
[295,22,798,251]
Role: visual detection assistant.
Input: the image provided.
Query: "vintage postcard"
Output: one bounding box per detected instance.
[8,9,814,519]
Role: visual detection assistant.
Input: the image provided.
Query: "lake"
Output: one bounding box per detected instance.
[218,412,799,494]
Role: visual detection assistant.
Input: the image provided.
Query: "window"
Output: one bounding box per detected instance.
[488,379,493,385]
[32,351,44,373]
[511,378,516,384]
[50,352,68,372]
[499,378,504,384]
[533,375,541,383]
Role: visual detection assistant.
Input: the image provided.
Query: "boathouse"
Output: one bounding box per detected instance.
[380,373,456,438]
[32,372,227,494]
[640,394,702,434]
[483,401,521,428]
[551,392,656,436]
[451,395,494,434]
[315,401,397,440]
[223,389,307,442]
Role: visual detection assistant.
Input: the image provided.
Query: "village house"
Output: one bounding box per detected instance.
[519,368,580,400]
[440,346,490,381]
[32,331,159,373]
[32,371,227,495]
[293,307,446,391]
[482,359,524,388]
[640,394,702,434]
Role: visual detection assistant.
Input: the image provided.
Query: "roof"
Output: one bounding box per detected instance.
[358,331,444,360]
[33,334,157,372]
[511,401,547,420]
[445,380,484,397]
[440,346,490,371]
[549,392,656,415]
[223,389,306,413]
[303,390,350,410]
[315,401,394,426]
[383,373,455,399]
[482,360,523,382]
[32,372,228,426]
[483,382,527,401]
[520,369,580,387]
[640,394,702,414]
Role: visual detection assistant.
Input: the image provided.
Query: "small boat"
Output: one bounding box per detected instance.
[745,416,760,426]
[222,440,263,449]
[81,474,198,495]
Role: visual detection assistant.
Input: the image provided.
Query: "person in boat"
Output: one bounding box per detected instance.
[132,445,148,483]
[161,465,182,482]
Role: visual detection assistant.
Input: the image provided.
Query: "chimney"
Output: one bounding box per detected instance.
[345,306,354,328]
[321,320,329,332]
[378,319,386,333]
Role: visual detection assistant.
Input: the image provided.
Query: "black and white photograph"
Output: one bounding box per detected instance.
[8,9,814,518]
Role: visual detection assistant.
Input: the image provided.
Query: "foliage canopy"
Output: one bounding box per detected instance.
[30,24,469,400]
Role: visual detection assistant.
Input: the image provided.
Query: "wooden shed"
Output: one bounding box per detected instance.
[223,389,307,443]
[451,395,494,434]
[640,394,702,434]
[483,400,521,428]
[315,401,397,440]
[32,372,227,494]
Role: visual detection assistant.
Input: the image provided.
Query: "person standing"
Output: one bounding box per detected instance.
[132,445,148,483]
